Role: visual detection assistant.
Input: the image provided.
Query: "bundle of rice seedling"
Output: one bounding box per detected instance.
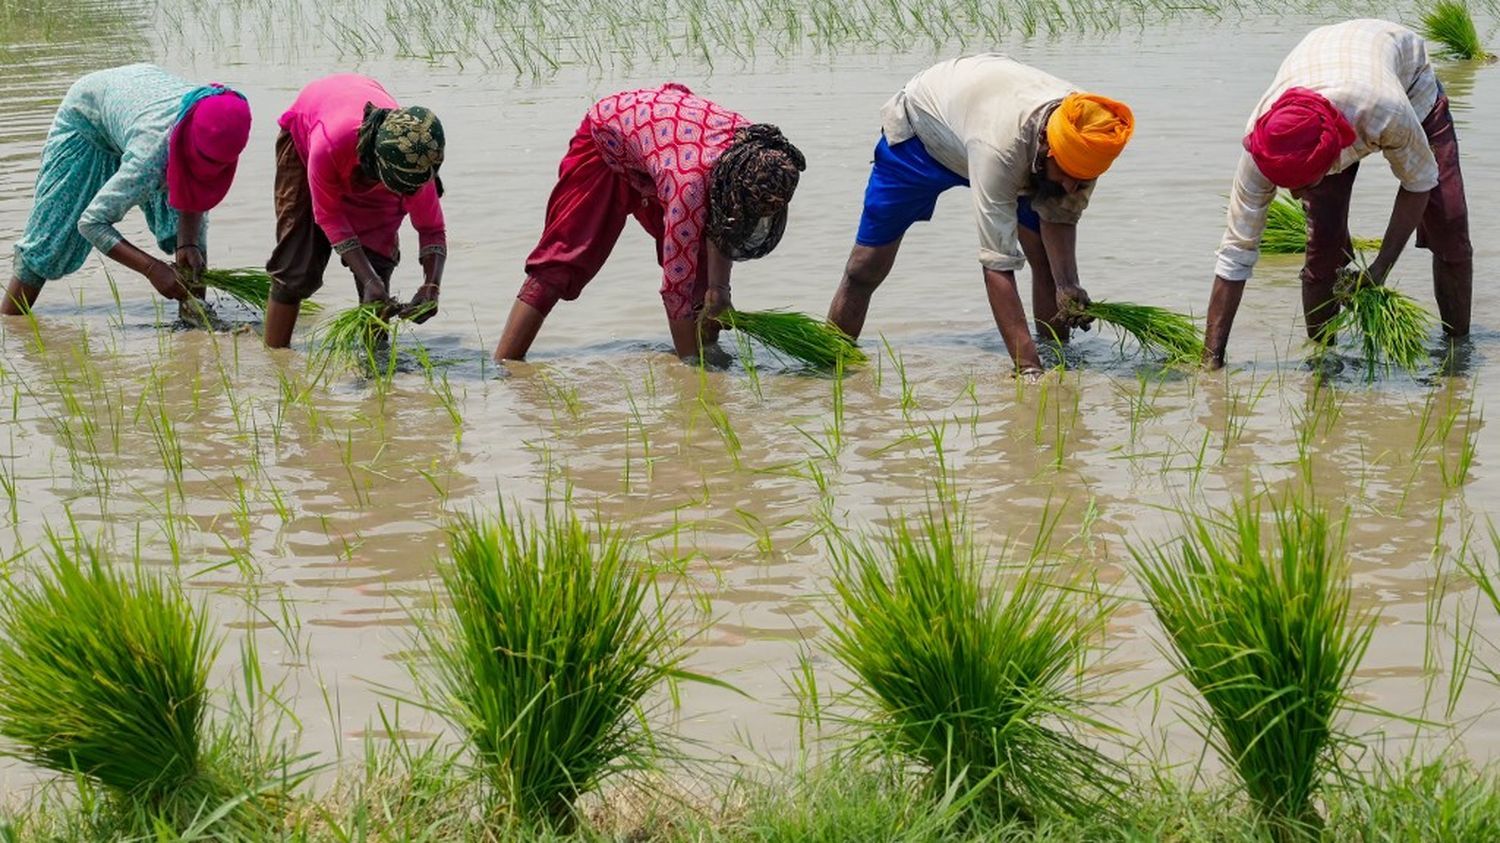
[718,308,866,370]
[1130,493,1374,840]
[1422,1,1493,61]
[0,534,217,806]
[1084,300,1204,365]
[1321,276,1436,376]
[416,503,685,826]
[1262,193,1382,255]
[309,304,395,375]
[826,496,1121,823]
[200,268,320,315]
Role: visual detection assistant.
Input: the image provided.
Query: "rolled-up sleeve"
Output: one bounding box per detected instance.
[77,142,158,254]
[1214,152,1277,282]
[1376,104,1439,193]
[407,180,447,257]
[969,145,1025,272]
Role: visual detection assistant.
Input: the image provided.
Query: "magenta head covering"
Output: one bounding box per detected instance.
[1243,87,1356,189]
[167,85,252,213]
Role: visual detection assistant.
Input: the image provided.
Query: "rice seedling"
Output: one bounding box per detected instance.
[309,302,431,377]
[718,308,866,371]
[1130,492,1375,840]
[1261,193,1382,255]
[1319,274,1436,377]
[1084,301,1204,365]
[412,503,693,827]
[1422,1,1494,61]
[199,267,321,316]
[824,493,1121,823]
[0,531,220,813]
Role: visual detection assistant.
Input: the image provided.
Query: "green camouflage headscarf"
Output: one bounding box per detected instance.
[357,103,444,196]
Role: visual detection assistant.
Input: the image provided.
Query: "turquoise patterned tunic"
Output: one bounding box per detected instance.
[12,63,208,287]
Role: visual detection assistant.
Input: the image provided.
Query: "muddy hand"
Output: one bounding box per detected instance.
[146,259,190,302]
[1056,283,1093,331]
[175,245,206,299]
[401,283,440,324]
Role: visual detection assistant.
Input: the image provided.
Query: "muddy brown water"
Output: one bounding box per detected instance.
[2,5,1499,796]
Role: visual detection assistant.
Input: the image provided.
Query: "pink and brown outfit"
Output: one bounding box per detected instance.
[519,84,750,321]
[267,74,446,305]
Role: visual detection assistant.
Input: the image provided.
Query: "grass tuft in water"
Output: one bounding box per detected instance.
[200,268,321,316]
[719,309,866,371]
[1320,275,1436,377]
[825,494,1121,823]
[1130,492,1374,840]
[1422,1,1493,61]
[0,530,238,823]
[1262,193,1382,255]
[1084,301,1204,365]
[416,503,685,827]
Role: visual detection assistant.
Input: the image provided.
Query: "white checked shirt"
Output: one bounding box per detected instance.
[1216,20,1441,281]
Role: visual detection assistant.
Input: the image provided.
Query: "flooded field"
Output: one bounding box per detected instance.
[1,0,1498,813]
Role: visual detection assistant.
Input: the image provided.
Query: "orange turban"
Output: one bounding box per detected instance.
[1045,93,1135,180]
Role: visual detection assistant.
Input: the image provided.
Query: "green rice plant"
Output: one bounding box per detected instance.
[1130,493,1375,840]
[1320,275,1437,377]
[0,531,243,825]
[414,503,688,827]
[200,268,321,315]
[1422,1,1494,61]
[825,494,1121,823]
[309,304,397,376]
[718,309,867,371]
[1262,193,1382,255]
[1084,301,1204,365]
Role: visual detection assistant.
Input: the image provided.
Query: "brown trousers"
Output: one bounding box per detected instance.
[266,130,397,305]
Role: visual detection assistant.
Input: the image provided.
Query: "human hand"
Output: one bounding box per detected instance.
[401,283,440,324]
[175,244,206,297]
[704,284,732,321]
[1055,283,1093,331]
[146,259,189,301]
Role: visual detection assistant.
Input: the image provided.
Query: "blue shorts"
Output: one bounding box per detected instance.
[855,134,1039,248]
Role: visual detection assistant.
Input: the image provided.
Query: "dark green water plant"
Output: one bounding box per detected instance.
[825,494,1121,823]
[1131,493,1375,841]
[416,503,690,827]
[1422,1,1493,61]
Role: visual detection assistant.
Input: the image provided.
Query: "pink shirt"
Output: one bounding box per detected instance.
[278,74,445,259]
[587,84,749,320]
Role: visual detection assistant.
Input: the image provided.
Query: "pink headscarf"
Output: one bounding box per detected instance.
[166,87,252,213]
[1243,87,1356,189]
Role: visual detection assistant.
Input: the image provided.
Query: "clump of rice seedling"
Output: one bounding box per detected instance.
[1084,301,1204,365]
[1262,193,1382,255]
[1422,1,1494,61]
[415,503,686,827]
[825,495,1121,823]
[0,530,275,834]
[1130,493,1374,841]
[1319,273,1437,377]
[200,268,321,315]
[310,304,396,375]
[718,308,866,371]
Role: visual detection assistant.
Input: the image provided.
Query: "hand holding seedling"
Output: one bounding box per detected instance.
[1055,282,1094,331]
[399,250,445,324]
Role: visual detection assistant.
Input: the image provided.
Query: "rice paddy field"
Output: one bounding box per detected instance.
[3,0,1500,837]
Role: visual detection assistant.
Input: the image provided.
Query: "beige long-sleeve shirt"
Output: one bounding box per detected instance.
[881,54,1094,272]
[1216,20,1441,282]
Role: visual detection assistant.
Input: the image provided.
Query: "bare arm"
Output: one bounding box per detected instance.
[671,242,732,359]
[174,210,206,297]
[342,246,391,305]
[1365,187,1432,285]
[1202,275,1246,369]
[983,267,1043,373]
[1039,220,1091,325]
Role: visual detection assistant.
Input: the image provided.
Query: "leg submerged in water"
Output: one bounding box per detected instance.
[827,240,901,340]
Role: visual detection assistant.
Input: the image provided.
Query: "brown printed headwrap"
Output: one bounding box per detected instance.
[707,124,806,261]
[357,103,445,196]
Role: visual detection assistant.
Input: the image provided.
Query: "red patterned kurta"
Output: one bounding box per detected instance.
[586,84,749,319]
